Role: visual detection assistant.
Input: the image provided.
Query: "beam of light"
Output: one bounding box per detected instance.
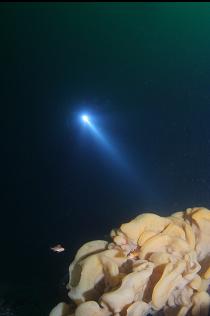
[79,113,138,180]
[78,112,160,203]
[81,115,90,124]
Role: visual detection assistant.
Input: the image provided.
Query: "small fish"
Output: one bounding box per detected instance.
[127,246,140,259]
[127,250,139,259]
[51,244,65,253]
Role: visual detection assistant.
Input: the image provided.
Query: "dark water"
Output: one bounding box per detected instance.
[1,3,210,315]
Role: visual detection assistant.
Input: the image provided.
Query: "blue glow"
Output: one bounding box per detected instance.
[81,115,90,124]
[77,110,159,202]
[79,112,133,174]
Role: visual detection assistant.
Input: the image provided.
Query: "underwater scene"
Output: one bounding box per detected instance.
[1,3,210,316]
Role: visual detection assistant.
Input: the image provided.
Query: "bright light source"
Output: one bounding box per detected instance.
[81,115,90,123]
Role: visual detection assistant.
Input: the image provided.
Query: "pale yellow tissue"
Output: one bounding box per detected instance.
[49,207,210,316]
[126,301,149,316]
[120,213,170,243]
[49,303,72,316]
[152,261,186,310]
[101,261,153,313]
[191,291,210,316]
[75,301,111,316]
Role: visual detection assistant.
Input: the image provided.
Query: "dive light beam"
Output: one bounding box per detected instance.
[80,113,135,176]
[78,112,161,203]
